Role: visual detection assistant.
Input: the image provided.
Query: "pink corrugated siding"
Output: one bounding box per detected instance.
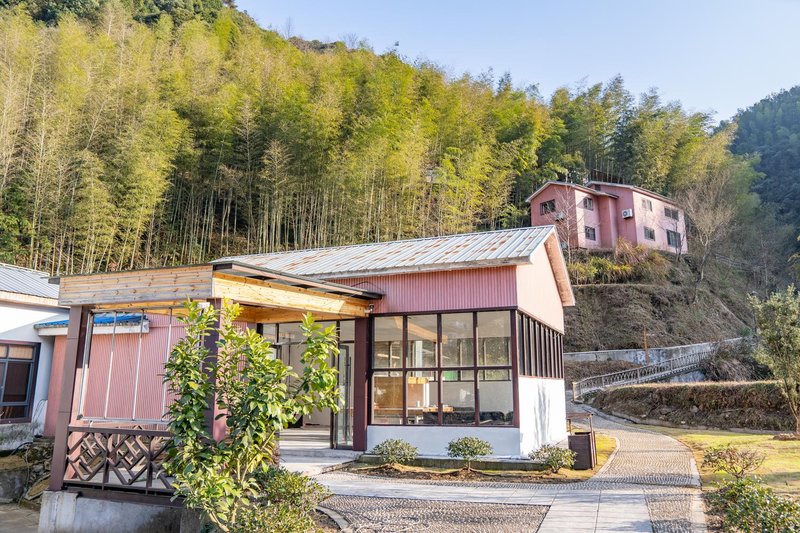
[332,266,518,314]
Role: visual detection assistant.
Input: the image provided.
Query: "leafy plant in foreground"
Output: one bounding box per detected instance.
[446,437,493,471]
[163,300,340,532]
[702,444,765,480]
[370,439,419,466]
[528,444,577,473]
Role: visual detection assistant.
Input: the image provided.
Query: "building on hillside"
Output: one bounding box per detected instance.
[527,180,688,254]
[0,263,67,450]
[40,226,575,530]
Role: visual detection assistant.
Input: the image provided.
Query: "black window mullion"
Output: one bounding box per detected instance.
[402,315,408,426]
[472,311,479,426]
[437,314,443,425]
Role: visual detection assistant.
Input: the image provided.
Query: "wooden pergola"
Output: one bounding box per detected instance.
[48,261,379,500]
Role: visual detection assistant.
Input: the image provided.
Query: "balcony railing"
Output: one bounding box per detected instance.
[63,425,174,495]
[571,350,712,400]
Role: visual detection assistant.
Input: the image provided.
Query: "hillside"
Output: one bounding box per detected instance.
[564,257,752,352]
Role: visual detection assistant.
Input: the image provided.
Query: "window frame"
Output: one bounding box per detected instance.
[667,229,682,248]
[516,312,563,380]
[0,340,40,425]
[641,198,653,211]
[369,310,515,427]
[584,226,596,241]
[644,227,656,241]
[540,199,556,216]
[582,197,594,211]
[664,206,679,220]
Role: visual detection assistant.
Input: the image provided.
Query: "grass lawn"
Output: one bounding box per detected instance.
[641,424,800,495]
[350,433,617,483]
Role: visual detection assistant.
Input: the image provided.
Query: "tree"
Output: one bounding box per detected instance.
[163,300,341,531]
[678,166,737,302]
[749,286,800,434]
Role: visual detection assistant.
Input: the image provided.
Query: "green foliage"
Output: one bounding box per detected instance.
[370,439,419,466]
[163,300,340,532]
[446,437,493,471]
[708,477,800,532]
[528,444,576,473]
[702,444,765,480]
[750,286,800,433]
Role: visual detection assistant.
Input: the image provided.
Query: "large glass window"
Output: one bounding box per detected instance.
[442,371,475,425]
[371,371,403,424]
[441,313,474,367]
[373,317,403,369]
[517,312,564,379]
[0,342,38,422]
[406,371,439,425]
[479,372,513,425]
[406,315,437,368]
[371,311,513,427]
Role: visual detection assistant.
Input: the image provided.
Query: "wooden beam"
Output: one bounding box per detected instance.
[211,273,371,318]
[235,306,348,324]
[58,265,214,306]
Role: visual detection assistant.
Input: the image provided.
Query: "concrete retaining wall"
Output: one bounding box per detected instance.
[39,491,182,533]
[564,338,744,365]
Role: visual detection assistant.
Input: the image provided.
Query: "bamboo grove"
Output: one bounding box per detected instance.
[0,3,779,275]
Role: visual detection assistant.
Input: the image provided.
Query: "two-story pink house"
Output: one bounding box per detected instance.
[527,180,688,254]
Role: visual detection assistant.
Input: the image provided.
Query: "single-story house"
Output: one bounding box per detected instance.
[0,263,67,450]
[40,225,574,528]
[528,179,688,254]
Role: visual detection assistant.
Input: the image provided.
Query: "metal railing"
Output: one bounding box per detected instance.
[63,425,174,495]
[572,349,712,400]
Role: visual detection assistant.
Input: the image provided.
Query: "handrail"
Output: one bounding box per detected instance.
[572,349,713,400]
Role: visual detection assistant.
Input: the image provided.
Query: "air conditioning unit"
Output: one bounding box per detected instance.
[621,209,634,219]
[554,211,566,221]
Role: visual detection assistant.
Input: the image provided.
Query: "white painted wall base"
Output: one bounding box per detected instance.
[367,425,524,457]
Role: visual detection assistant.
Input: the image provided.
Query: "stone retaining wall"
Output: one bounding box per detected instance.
[565,337,743,365]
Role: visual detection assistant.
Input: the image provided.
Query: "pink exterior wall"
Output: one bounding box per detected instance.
[596,195,618,248]
[573,189,603,250]
[332,267,519,314]
[515,247,565,332]
[529,184,580,249]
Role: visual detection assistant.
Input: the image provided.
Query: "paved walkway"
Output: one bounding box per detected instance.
[0,504,39,533]
[317,404,707,533]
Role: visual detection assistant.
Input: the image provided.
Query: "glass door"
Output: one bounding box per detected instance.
[332,343,354,448]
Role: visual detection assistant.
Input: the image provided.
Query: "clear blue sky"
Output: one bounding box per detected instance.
[236,0,800,122]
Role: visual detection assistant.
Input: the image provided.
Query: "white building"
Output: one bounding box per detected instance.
[0,263,66,450]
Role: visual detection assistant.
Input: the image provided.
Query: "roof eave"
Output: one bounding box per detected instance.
[313,257,535,280]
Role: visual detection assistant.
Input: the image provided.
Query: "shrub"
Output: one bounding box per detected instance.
[446,437,493,471]
[370,439,419,465]
[528,444,577,473]
[708,477,800,532]
[240,467,330,532]
[702,444,765,480]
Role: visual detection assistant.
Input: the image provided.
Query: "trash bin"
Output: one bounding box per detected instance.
[568,430,597,470]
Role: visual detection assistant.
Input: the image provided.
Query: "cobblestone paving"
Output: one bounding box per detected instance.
[320,400,705,533]
[322,495,547,532]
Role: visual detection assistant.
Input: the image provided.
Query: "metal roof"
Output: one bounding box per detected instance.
[525,181,619,204]
[35,313,144,329]
[216,226,556,279]
[0,263,59,299]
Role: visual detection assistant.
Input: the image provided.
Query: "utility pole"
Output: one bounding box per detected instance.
[643,325,649,366]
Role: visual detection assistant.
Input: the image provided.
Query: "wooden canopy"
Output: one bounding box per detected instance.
[53,261,381,322]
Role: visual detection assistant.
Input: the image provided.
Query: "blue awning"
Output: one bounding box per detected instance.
[35,312,145,329]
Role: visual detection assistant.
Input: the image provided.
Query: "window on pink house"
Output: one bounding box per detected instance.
[665,207,679,220]
[667,230,682,248]
[642,198,653,211]
[584,226,596,241]
[582,197,594,210]
[644,227,656,240]
[540,200,555,215]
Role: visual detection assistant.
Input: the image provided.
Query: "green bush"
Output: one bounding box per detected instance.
[702,444,765,480]
[528,444,577,473]
[370,439,419,465]
[253,466,330,514]
[708,477,800,532]
[446,437,493,471]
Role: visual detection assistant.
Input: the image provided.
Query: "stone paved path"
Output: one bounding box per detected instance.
[318,403,706,533]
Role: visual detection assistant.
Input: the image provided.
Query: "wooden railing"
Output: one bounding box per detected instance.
[572,350,712,400]
[63,426,174,495]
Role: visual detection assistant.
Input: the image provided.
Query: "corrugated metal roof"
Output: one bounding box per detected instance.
[35,312,144,329]
[216,226,556,279]
[0,263,59,299]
